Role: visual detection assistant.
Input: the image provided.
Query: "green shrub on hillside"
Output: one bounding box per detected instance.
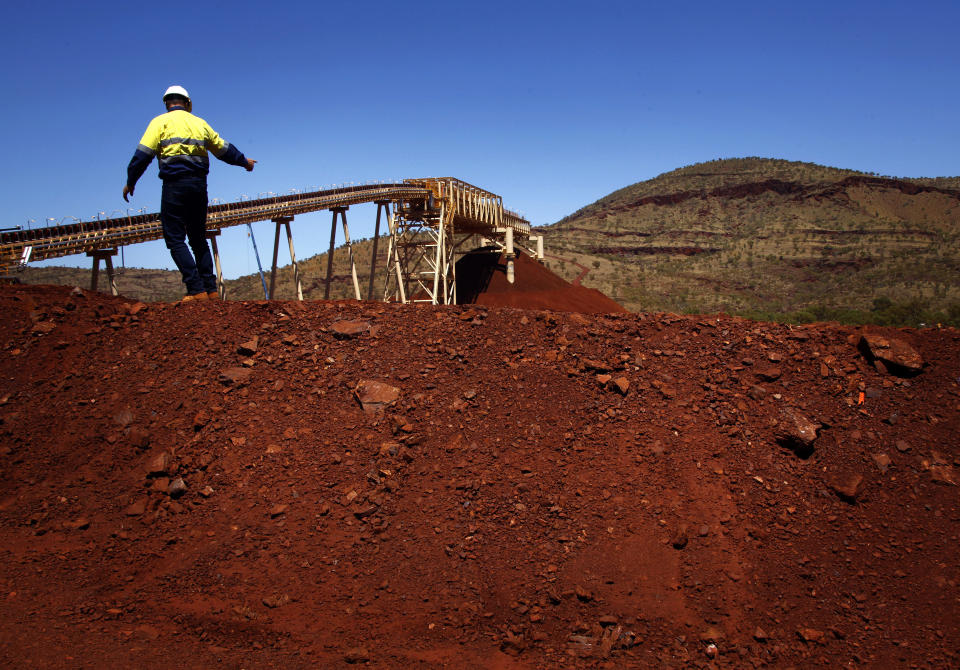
[742,296,960,328]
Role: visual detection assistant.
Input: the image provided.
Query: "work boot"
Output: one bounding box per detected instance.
[207,291,221,300]
[178,292,209,303]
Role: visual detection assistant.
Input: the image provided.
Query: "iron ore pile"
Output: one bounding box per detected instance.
[0,281,958,669]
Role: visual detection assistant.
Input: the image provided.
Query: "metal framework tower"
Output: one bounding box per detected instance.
[383,200,459,305]
[382,178,537,305]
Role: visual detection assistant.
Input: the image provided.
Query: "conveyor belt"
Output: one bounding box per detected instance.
[1,178,530,274]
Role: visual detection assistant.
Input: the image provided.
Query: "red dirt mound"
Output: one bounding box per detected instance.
[456,249,626,313]
[1,284,959,668]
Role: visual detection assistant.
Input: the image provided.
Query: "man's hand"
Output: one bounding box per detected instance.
[245,158,257,172]
[122,185,134,202]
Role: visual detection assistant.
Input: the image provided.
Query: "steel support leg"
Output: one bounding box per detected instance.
[90,256,99,293]
[383,206,407,304]
[269,220,282,300]
[246,223,269,299]
[505,227,515,284]
[104,255,117,296]
[391,208,406,304]
[268,217,300,301]
[431,215,444,305]
[340,208,361,301]
[445,213,457,305]
[88,248,118,296]
[207,231,225,299]
[325,208,344,300]
[368,201,389,300]
[282,218,302,301]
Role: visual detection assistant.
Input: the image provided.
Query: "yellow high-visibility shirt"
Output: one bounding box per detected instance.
[127,108,246,186]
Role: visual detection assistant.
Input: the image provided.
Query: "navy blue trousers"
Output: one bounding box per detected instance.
[160,177,215,295]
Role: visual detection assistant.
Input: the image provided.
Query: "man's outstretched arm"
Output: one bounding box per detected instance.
[204,121,255,171]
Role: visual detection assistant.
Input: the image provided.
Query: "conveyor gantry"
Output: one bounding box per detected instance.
[1,178,543,304]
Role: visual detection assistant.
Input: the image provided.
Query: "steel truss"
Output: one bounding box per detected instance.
[384,203,447,305]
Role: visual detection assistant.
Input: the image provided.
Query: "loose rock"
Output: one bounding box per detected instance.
[344,647,370,663]
[859,334,924,375]
[775,407,820,457]
[262,593,290,608]
[330,320,372,339]
[872,453,891,473]
[608,377,630,395]
[219,367,252,386]
[355,380,400,415]
[145,452,171,476]
[929,465,957,486]
[755,365,782,381]
[798,627,825,643]
[237,337,259,356]
[167,477,187,499]
[829,472,864,503]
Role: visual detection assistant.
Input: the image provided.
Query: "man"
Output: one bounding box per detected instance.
[123,85,256,301]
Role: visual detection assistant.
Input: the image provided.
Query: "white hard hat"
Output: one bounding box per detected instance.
[162,85,190,101]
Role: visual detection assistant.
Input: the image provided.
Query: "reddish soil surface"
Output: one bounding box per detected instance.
[1,282,959,669]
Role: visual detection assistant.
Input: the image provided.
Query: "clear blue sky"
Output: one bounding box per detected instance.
[3,0,958,279]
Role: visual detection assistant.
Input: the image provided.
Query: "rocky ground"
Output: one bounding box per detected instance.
[0,278,958,668]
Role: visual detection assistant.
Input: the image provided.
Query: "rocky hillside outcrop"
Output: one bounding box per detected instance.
[544,158,960,323]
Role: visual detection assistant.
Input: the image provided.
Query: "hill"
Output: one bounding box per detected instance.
[543,157,960,325]
[12,265,186,302]
[224,234,395,302]
[1,283,958,667]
